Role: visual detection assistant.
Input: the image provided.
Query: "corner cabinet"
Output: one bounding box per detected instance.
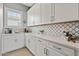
[27,3,79,26]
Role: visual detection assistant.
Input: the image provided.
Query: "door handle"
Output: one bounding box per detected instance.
[44,48,46,54]
[46,49,48,55]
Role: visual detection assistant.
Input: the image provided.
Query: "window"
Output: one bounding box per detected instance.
[5,7,23,27]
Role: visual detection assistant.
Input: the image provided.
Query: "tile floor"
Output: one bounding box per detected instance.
[3,48,33,56]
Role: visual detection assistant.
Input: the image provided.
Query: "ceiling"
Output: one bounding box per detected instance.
[22,3,34,7]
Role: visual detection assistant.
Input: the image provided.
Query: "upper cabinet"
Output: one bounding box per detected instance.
[27,4,40,26]
[27,3,79,26]
[40,3,54,24]
[54,3,78,22]
[34,4,41,25]
[27,5,35,26]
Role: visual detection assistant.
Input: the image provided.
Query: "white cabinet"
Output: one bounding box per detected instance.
[36,39,47,56]
[28,36,37,55]
[40,3,52,24]
[25,35,76,56]
[14,34,24,49]
[27,3,55,26]
[46,47,63,56]
[76,49,79,56]
[25,35,30,49]
[47,42,74,56]
[27,3,79,26]
[27,4,41,26]
[51,4,55,21]
[33,4,41,25]
[2,35,15,53]
[27,6,35,26]
[25,35,37,55]
[55,3,78,22]
[2,34,24,53]
[37,44,46,56]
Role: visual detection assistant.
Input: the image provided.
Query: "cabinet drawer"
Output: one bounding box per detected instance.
[38,39,47,45]
[2,35,14,39]
[48,42,74,56]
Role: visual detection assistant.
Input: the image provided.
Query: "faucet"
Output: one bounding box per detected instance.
[63,31,77,43]
[39,30,44,34]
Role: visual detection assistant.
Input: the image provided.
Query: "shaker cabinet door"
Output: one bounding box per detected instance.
[27,6,35,26]
[33,4,41,25]
[40,3,52,24]
[55,3,78,22]
[2,37,15,53]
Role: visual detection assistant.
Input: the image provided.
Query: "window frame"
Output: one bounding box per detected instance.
[4,7,23,27]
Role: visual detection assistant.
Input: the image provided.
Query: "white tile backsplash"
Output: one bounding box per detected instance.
[29,22,79,37]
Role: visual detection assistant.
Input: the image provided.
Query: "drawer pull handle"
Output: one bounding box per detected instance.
[53,46,61,50]
[39,40,42,42]
[44,48,46,54]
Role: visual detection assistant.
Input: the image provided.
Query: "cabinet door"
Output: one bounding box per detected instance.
[51,4,55,21]
[26,36,31,49]
[47,41,74,56]
[36,39,47,56]
[26,36,37,55]
[76,49,79,56]
[34,4,41,25]
[29,36,35,54]
[25,35,28,47]
[2,37,15,53]
[27,6,35,26]
[55,3,78,22]
[40,3,52,24]
[14,34,24,49]
[46,47,64,56]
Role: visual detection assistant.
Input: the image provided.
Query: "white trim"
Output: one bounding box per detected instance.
[4,7,23,27]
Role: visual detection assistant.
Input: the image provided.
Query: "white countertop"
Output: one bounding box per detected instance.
[25,33,79,49]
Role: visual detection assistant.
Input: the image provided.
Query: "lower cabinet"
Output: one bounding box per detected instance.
[25,36,37,55]
[37,45,47,56]
[2,35,15,53]
[46,47,63,56]
[36,39,47,56]
[14,34,24,50]
[25,35,78,56]
[25,35,30,50]
[2,34,24,53]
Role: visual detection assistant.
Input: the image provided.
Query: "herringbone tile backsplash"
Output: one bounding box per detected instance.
[29,22,79,37]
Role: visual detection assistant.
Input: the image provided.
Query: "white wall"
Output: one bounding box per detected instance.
[4,3,28,27]
[0,3,3,56]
